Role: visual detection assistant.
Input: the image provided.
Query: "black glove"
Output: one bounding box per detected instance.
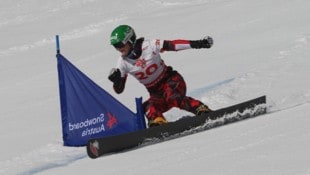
[127,37,144,60]
[108,68,121,85]
[190,36,213,49]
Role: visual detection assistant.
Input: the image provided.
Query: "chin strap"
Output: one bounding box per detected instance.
[127,37,144,60]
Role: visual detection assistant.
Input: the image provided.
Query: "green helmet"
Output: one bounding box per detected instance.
[110,25,136,47]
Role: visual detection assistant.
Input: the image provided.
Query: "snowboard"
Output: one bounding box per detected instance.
[87,96,267,158]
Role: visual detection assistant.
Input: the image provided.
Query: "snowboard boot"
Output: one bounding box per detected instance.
[195,104,213,116]
[148,115,168,128]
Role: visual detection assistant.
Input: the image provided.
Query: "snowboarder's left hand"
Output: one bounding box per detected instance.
[190,36,213,49]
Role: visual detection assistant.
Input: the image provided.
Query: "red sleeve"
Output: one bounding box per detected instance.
[161,40,191,52]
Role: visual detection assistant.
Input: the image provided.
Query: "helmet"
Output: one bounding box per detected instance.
[110,25,136,48]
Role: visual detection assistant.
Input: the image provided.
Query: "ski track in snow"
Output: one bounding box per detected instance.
[200,32,310,112]
[0,0,207,57]
[0,143,86,175]
[0,16,127,57]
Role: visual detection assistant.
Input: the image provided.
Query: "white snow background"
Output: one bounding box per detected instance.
[1,0,310,174]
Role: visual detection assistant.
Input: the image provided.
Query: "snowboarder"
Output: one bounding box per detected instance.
[108,25,213,127]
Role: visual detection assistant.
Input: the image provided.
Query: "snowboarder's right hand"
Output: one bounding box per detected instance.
[108,68,121,84]
[190,36,213,49]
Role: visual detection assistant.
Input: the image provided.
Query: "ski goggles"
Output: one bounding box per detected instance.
[113,42,126,49]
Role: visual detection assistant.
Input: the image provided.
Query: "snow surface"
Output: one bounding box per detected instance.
[1,0,310,174]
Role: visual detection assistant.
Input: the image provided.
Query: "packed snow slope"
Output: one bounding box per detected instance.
[1,0,310,174]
